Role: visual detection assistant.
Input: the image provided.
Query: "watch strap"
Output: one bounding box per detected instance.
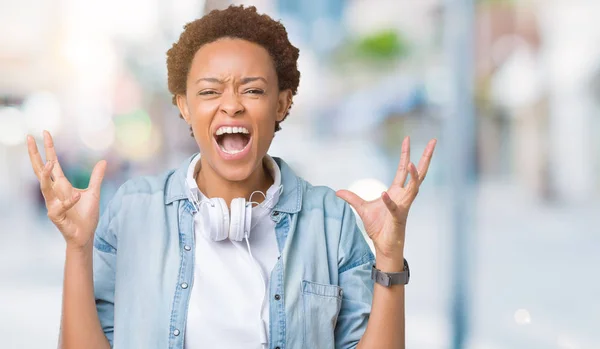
[371,258,410,287]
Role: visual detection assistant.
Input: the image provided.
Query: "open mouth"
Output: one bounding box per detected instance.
[214,126,251,155]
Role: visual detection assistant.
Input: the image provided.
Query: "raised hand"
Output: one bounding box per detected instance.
[27,131,107,250]
[336,136,436,263]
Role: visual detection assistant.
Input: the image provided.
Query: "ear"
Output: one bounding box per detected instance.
[176,94,191,124]
[276,89,293,122]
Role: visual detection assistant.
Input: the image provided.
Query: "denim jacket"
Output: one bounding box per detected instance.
[93,154,375,349]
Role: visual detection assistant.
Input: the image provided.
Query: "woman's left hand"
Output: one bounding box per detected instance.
[336,137,437,267]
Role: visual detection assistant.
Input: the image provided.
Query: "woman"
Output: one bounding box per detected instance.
[27,5,436,349]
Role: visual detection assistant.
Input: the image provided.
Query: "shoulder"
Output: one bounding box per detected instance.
[105,168,177,213]
[275,156,347,219]
[97,169,178,238]
[299,178,348,221]
[303,181,342,207]
[119,169,175,196]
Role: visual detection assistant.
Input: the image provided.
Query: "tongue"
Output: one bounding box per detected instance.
[221,134,248,151]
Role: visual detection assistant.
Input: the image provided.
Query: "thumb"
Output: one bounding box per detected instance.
[89,160,107,193]
[336,190,366,214]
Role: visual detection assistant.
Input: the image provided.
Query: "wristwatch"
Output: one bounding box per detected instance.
[371,258,410,287]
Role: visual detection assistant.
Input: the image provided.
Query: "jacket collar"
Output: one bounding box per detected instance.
[164,153,302,214]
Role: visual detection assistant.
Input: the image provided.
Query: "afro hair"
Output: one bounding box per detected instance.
[167,5,300,133]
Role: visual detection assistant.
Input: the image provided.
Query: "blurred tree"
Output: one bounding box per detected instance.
[355,29,407,60]
[335,29,410,65]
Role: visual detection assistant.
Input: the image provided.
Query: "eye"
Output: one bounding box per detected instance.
[198,90,218,96]
[245,89,264,95]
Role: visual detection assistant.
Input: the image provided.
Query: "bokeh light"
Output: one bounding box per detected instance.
[348,178,388,201]
[0,107,27,146]
[514,309,531,325]
[22,91,62,135]
[79,119,116,152]
[114,109,160,160]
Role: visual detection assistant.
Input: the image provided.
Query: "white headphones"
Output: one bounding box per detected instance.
[187,179,253,241]
[185,155,282,242]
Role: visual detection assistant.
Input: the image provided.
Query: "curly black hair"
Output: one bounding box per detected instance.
[167,5,300,134]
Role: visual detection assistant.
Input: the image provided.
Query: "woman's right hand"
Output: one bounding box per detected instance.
[27,131,107,250]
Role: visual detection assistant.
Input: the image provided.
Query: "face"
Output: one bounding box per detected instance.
[177,38,292,183]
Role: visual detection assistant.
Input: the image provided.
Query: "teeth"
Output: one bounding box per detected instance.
[220,145,243,154]
[219,143,248,155]
[215,126,250,136]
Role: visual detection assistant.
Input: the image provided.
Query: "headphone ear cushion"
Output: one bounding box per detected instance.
[211,198,229,241]
[244,201,252,239]
[229,198,247,241]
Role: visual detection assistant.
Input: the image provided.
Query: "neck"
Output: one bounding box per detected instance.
[196,157,273,208]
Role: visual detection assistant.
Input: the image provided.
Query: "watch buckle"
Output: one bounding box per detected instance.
[372,267,392,287]
[380,272,391,287]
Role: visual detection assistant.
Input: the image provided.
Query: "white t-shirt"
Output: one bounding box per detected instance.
[184,155,281,349]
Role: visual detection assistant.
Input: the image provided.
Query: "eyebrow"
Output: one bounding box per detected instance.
[195,77,267,85]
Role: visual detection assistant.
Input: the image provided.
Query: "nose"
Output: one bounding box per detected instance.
[219,91,244,117]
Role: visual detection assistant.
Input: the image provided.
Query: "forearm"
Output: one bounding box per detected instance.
[59,245,110,349]
[357,256,405,349]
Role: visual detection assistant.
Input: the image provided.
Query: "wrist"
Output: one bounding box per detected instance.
[374,254,405,273]
[66,242,93,256]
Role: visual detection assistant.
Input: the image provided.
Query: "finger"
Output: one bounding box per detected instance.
[416,139,437,183]
[405,162,420,199]
[40,161,57,202]
[27,135,45,180]
[48,192,81,225]
[88,160,107,194]
[381,191,402,221]
[336,189,367,215]
[43,130,66,181]
[392,136,411,187]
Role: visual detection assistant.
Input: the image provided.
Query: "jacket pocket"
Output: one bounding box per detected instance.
[301,280,343,348]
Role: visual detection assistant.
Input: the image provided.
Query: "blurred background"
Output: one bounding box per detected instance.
[1,0,599,348]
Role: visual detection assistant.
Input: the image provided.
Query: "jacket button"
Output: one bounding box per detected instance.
[274,294,281,300]
[184,245,191,251]
[273,211,279,217]
[181,283,188,289]
[275,347,281,349]
[173,329,180,336]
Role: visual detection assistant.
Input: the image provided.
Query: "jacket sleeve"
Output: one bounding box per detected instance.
[335,201,376,349]
[92,187,124,347]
